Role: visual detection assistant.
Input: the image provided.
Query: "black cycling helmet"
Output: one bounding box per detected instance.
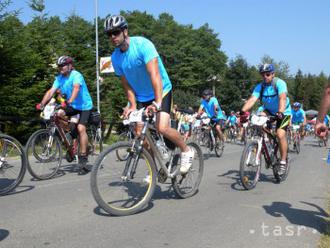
[259,63,275,73]
[57,56,73,67]
[202,89,213,97]
[104,15,128,34]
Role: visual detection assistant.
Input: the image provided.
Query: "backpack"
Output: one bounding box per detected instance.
[259,77,279,102]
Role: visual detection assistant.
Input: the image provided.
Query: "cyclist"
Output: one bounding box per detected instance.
[104,14,194,174]
[36,56,93,174]
[197,89,225,144]
[227,111,238,136]
[241,63,291,175]
[291,102,306,140]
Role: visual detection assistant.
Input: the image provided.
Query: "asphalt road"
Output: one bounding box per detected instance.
[0,136,329,248]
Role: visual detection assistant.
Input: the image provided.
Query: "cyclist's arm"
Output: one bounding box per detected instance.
[120,76,136,110]
[146,57,162,106]
[278,92,286,113]
[317,85,330,124]
[242,95,258,112]
[40,87,57,106]
[68,84,80,104]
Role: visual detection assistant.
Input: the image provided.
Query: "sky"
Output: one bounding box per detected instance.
[8,0,330,76]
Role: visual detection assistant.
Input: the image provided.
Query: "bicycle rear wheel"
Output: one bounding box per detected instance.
[239,140,261,190]
[172,142,204,198]
[214,136,224,157]
[272,146,290,183]
[91,141,156,216]
[87,125,103,166]
[25,129,62,180]
[0,134,26,195]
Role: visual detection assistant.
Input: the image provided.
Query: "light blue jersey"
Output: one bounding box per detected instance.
[324,115,330,126]
[227,115,237,125]
[200,97,225,120]
[111,36,172,102]
[52,70,93,111]
[291,108,305,124]
[252,78,291,116]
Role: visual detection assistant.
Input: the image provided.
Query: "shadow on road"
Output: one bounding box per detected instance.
[218,169,275,191]
[0,229,9,241]
[263,201,329,234]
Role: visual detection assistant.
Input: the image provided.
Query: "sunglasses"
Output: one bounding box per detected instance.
[58,64,68,68]
[261,72,273,77]
[107,29,122,37]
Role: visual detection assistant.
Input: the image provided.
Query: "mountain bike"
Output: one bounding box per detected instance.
[115,121,135,161]
[196,117,224,157]
[25,103,103,180]
[291,124,301,154]
[0,134,27,195]
[91,108,204,216]
[239,115,290,190]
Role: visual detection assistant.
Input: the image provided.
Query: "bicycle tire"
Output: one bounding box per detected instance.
[239,140,261,190]
[214,137,224,157]
[115,132,131,161]
[87,125,103,166]
[25,129,62,180]
[0,134,27,195]
[272,146,290,183]
[172,142,204,198]
[91,141,157,216]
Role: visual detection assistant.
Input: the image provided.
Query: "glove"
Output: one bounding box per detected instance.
[61,101,68,109]
[36,103,44,111]
[275,112,284,121]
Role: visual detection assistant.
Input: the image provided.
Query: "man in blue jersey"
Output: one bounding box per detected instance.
[291,102,306,138]
[198,89,225,144]
[241,63,291,175]
[36,56,93,174]
[104,15,194,174]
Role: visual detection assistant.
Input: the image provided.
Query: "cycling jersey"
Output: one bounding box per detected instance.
[111,36,172,102]
[227,115,237,125]
[252,78,291,116]
[291,108,305,124]
[324,115,330,126]
[200,97,225,120]
[52,70,93,111]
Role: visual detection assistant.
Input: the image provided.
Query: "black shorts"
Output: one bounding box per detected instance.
[263,110,291,131]
[137,90,173,114]
[65,106,92,126]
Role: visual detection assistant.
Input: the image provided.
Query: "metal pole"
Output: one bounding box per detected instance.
[95,0,100,113]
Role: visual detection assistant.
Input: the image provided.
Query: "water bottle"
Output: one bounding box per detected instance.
[156,139,169,159]
[327,149,330,164]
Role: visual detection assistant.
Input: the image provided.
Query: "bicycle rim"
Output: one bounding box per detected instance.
[0,135,26,195]
[239,140,261,190]
[214,138,224,157]
[91,142,156,216]
[26,129,62,180]
[172,142,204,198]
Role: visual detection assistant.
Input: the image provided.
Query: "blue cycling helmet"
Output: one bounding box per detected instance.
[259,63,275,73]
[293,102,301,108]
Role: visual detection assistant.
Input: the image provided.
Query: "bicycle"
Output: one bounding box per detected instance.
[196,117,224,157]
[0,134,27,195]
[91,108,204,216]
[239,115,290,190]
[115,121,135,161]
[291,124,301,154]
[25,102,103,180]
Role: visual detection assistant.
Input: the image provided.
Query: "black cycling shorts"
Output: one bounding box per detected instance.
[137,90,172,114]
[65,106,92,126]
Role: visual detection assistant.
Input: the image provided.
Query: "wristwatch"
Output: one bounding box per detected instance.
[152,101,162,112]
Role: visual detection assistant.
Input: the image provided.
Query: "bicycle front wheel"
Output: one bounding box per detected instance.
[0,134,27,195]
[91,141,156,216]
[172,142,204,198]
[239,140,261,190]
[25,129,62,180]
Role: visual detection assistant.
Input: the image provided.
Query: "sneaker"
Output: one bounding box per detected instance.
[78,155,90,175]
[278,161,287,175]
[180,148,195,174]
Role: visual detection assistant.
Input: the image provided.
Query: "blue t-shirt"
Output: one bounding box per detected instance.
[252,78,291,116]
[200,97,225,120]
[227,115,237,125]
[52,70,93,111]
[111,36,172,102]
[291,108,305,124]
[324,115,330,126]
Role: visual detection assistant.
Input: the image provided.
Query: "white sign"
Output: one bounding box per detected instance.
[100,56,114,73]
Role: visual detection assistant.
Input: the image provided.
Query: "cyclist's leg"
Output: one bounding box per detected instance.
[77,109,91,172]
[276,115,291,162]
